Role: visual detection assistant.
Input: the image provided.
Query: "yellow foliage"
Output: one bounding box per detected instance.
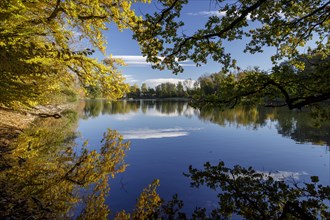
[133,179,162,219]
[0,0,148,108]
[0,112,131,219]
[115,179,162,220]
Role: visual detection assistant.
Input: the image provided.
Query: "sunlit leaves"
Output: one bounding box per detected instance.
[1,0,147,108]
[115,179,162,220]
[0,113,130,219]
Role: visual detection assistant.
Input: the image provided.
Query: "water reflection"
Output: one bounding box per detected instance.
[2,100,328,218]
[274,108,330,147]
[257,170,309,181]
[198,106,330,147]
[0,107,130,219]
[82,100,196,118]
[122,128,202,140]
[82,100,330,147]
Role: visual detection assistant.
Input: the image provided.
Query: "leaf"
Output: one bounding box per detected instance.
[311,176,319,183]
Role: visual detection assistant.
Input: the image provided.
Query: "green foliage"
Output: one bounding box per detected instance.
[141,83,148,97]
[184,161,330,219]
[134,0,330,73]
[192,54,330,110]
[132,0,330,111]
[86,85,103,99]
[126,82,191,99]
[127,84,141,99]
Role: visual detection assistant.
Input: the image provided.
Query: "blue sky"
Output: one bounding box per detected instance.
[96,1,276,87]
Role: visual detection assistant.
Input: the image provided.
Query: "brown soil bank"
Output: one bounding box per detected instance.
[0,108,34,150]
[0,104,75,150]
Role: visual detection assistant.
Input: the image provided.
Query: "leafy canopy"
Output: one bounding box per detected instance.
[0,0,150,108]
[134,0,330,73]
[192,54,330,110]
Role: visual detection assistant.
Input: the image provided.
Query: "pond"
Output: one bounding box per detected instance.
[78,100,330,217]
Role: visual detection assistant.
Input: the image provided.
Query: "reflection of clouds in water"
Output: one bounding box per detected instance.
[257,170,308,181]
[147,109,181,117]
[230,170,308,181]
[110,105,196,119]
[145,106,196,118]
[185,108,199,117]
[122,127,202,139]
[112,112,138,121]
[114,115,134,121]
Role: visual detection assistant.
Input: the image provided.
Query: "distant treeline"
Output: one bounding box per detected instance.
[88,57,330,110]
[126,81,195,99]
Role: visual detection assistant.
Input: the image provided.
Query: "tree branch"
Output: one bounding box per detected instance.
[77,15,107,20]
[289,0,330,25]
[168,0,268,57]
[47,0,64,21]
[155,0,181,24]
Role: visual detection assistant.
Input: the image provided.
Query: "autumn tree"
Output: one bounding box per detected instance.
[0,0,150,109]
[133,0,330,108]
[0,109,131,219]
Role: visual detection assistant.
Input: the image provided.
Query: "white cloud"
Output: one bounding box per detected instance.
[143,78,196,88]
[123,74,139,84]
[188,10,285,21]
[187,10,252,20]
[257,170,308,181]
[122,127,201,140]
[112,55,195,67]
[187,11,227,17]
[113,55,149,66]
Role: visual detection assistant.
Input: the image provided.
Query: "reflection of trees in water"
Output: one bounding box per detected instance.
[0,109,130,219]
[83,100,330,147]
[274,108,330,148]
[83,100,141,117]
[82,100,191,117]
[84,100,103,118]
[155,101,186,115]
[198,106,330,147]
[198,106,271,129]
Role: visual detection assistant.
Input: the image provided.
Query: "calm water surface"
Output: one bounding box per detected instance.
[78,100,330,216]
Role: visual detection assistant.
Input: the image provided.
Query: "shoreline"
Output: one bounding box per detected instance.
[0,103,76,149]
[83,97,192,101]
